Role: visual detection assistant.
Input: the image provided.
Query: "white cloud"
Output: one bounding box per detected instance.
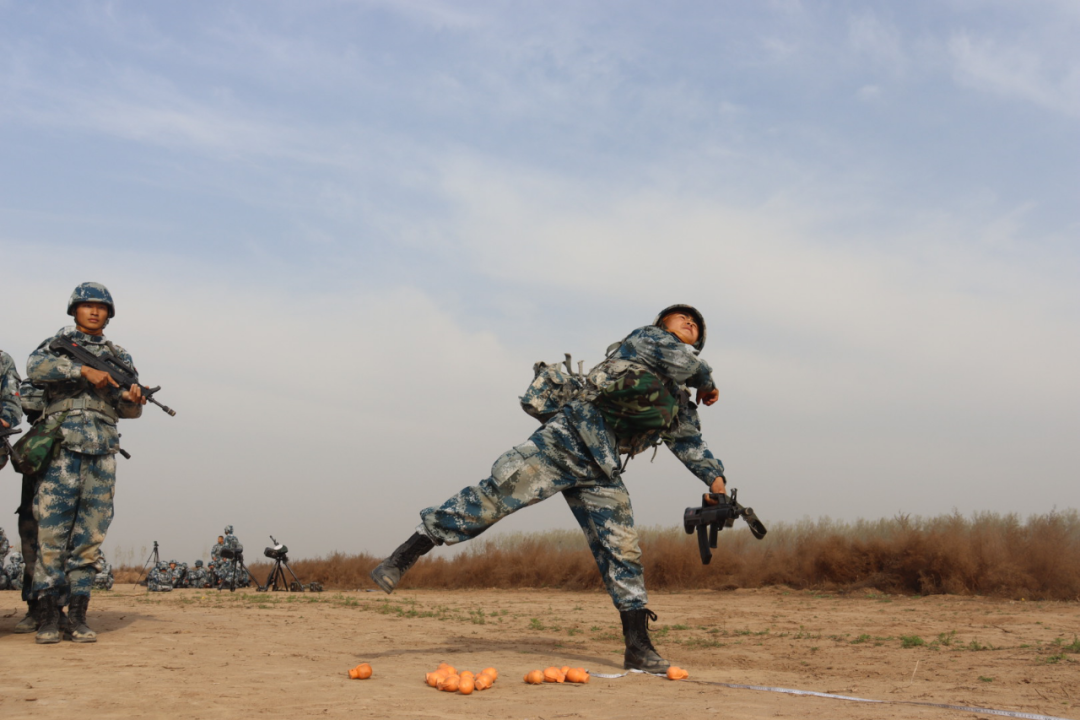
[949,32,1080,117]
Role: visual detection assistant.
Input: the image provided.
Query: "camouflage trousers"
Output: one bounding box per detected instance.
[419,413,647,611]
[32,448,116,598]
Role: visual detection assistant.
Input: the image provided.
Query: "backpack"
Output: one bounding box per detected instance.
[519,353,589,423]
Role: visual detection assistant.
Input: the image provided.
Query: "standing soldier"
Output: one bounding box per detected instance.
[218,525,243,590]
[26,282,146,643]
[210,534,225,583]
[371,305,728,673]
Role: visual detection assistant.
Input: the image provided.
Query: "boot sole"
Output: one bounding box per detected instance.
[369,568,396,594]
[65,634,97,643]
[35,635,61,644]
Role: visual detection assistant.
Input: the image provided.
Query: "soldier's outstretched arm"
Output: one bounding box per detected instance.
[664,403,725,487]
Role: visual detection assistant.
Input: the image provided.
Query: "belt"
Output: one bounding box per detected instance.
[44,397,119,422]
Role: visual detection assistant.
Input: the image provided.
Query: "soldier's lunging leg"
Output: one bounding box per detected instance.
[371,414,605,593]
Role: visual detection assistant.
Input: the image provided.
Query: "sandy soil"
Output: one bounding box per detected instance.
[1,585,1077,720]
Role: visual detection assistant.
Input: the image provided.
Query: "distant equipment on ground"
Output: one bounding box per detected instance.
[257,536,322,593]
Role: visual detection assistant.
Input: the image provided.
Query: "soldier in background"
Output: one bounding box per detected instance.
[27,283,146,643]
[218,525,243,589]
[12,378,45,633]
[4,551,25,591]
[1,350,25,595]
[186,559,210,589]
[147,561,173,592]
[0,348,22,447]
[91,551,113,591]
[210,535,224,572]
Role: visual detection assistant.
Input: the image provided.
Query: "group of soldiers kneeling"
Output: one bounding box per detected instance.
[146,558,250,591]
[145,525,250,592]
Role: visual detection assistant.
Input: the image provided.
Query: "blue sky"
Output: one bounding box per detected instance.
[1,0,1077,565]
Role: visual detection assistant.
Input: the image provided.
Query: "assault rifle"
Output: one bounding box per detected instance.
[1,426,24,468]
[683,489,767,565]
[48,337,176,416]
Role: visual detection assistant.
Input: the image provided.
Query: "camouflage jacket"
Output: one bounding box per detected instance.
[26,327,143,455]
[186,567,210,588]
[148,565,173,591]
[0,527,9,557]
[568,325,724,485]
[1,351,23,429]
[4,552,25,588]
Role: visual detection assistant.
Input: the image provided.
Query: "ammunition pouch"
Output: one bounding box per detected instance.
[11,412,69,476]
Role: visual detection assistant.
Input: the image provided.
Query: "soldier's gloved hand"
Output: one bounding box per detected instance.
[704,476,727,504]
[82,365,119,389]
[696,387,719,406]
[121,383,147,404]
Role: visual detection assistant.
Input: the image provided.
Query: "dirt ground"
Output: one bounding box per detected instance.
[1,585,1077,720]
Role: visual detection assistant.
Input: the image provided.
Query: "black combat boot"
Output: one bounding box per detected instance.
[621,608,670,673]
[65,594,97,643]
[369,532,436,594]
[35,595,61,645]
[13,598,41,634]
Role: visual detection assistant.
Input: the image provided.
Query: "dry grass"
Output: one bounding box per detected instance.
[116,510,1080,600]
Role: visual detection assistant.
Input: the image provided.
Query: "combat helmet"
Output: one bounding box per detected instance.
[67,282,115,318]
[654,304,706,351]
[194,559,204,567]
[224,525,233,535]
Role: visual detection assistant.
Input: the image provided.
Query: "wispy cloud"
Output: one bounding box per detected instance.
[949,32,1080,117]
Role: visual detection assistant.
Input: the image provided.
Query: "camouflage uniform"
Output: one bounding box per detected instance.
[218,528,244,588]
[4,551,25,591]
[167,561,182,588]
[419,325,723,612]
[0,528,10,589]
[209,538,224,585]
[27,325,143,600]
[186,560,210,589]
[91,552,113,591]
[1,350,23,472]
[147,561,173,592]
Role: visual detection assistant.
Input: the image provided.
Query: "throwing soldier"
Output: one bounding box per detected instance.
[372,305,728,673]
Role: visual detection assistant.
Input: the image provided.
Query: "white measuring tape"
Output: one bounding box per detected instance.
[587,670,1072,720]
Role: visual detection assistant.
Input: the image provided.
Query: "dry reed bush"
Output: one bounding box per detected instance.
[114,510,1080,600]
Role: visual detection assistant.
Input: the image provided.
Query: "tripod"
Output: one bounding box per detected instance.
[218,548,253,592]
[262,553,304,592]
[135,541,160,588]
